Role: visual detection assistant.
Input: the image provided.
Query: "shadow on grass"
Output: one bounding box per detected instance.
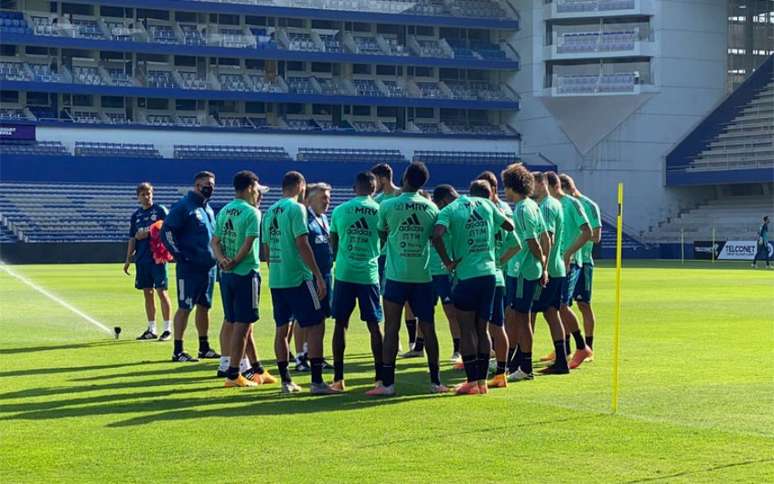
[0,340,131,356]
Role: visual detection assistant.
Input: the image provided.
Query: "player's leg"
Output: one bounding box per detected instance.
[574,265,596,351]
[367,280,403,396]
[504,276,520,374]
[193,268,218,359]
[400,303,421,358]
[452,277,486,395]
[475,315,491,393]
[271,288,300,392]
[217,320,232,377]
[292,323,309,372]
[156,288,172,340]
[488,286,508,388]
[331,281,356,389]
[508,277,538,382]
[411,283,445,393]
[444,303,461,361]
[298,279,337,395]
[171,267,195,360]
[137,288,157,340]
[561,265,592,368]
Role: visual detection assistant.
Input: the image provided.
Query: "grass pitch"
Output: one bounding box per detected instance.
[0,261,772,483]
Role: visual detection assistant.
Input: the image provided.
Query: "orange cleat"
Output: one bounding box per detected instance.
[224,375,258,388]
[540,351,556,362]
[487,373,508,388]
[258,371,278,384]
[569,347,593,369]
[330,380,346,392]
[366,384,395,397]
[454,381,481,395]
[478,381,489,394]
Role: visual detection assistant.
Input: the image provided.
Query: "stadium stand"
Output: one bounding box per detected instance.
[297,148,407,163]
[643,194,773,243]
[173,145,291,161]
[74,142,162,158]
[0,141,68,156]
[414,150,518,164]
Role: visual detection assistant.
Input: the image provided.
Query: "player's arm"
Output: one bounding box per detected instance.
[563,223,592,267]
[431,224,456,271]
[210,235,229,270]
[588,202,602,244]
[330,232,339,260]
[123,237,135,275]
[296,235,327,300]
[592,226,602,244]
[160,207,184,261]
[292,204,326,300]
[231,236,257,267]
[262,243,270,266]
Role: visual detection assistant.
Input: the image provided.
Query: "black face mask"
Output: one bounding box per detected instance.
[200,186,213,199]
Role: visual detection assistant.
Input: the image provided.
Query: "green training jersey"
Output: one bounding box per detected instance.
[261,197,311,289]
[377,191,437,283]
[577,194,600,266]
[330,195,381,285]
[539,195,566,278]
[214,198,261,276]
[493,200,516,287]
[436,196,506,281]
[375,190,399,255]
[559,194,590,267]
[428,200,451,277]
[508,197,546,281]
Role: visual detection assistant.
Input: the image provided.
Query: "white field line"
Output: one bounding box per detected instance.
[0,262,113,335]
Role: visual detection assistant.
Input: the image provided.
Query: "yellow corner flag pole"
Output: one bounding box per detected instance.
[612,182,623,414]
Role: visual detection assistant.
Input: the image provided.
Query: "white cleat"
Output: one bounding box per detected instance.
[281,381,303,394]
[507,368,534,382]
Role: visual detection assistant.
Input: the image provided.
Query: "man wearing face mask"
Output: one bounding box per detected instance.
[161,171,220,362]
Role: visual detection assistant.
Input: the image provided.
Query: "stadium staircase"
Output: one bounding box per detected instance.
[666,54,773,185]
[642,192,773,244]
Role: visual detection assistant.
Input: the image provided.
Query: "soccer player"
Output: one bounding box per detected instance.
[752,216,770,269]
[430,185,462,363]
[560,174,602,353]
[530,172,571,375]
[124,182,172,341]
[501,164,547,382]
[211,170,276,387]
[433,180,514,395]
[262,171,336,394]
[160,171,220,362]
[329,172,384,391]
[367,162,448,396]
[545,172,593,369]
[373,163,417,355]
[291,183,334,372]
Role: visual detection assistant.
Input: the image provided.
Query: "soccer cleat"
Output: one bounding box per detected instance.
[584,354,595,363]
[487,374,508,388]
[539,351,556,362]
[399,348,423,358]
[538,364,570,375]
[507,368,534,382]
[257,371,277,385]
[310,382,341,395]
[198,348,220,359]
[488,359,497,374]
[224,374,258,388]
[452,360,465,371]
[158,330,172,341]
[172,352,199,362]
[281,381,302,394]
[429,383,450,394]
[295,355,310,372]
[569,347,593,370]
[330,380,346,392]
[321,359,334,371]
[450,351,462,363]
[136,330,158,340]
[478,381,489,394]
[366,384,396,397]
[454,381,480,395]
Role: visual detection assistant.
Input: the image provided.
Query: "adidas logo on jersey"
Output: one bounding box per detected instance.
[347,217,371,236]
[465,209,488,229]
[399,213,423,232]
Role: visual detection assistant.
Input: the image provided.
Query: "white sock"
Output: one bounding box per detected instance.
[147,321,156,333]
[163,320,171,332]
[302,342,309,353]
[218,356,230,372]
[239,358,251,373]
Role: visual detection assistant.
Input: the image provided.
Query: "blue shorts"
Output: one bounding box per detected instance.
[320,273,332,317]
[271,279,325,328]
[573,265,594,303]
[560,264,581,306]
[177,267,216,310]
[135,262,167,290]
[432,274,453,305]
[532,276,564,312]
[331,280,383,324]
[220,270,260,323]
[382,279,435,322]
[506,275,539,314]
[452,275,496,321]
[490,285,505,326]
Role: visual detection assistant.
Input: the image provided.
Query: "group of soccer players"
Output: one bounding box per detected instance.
[125,160,602,396]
